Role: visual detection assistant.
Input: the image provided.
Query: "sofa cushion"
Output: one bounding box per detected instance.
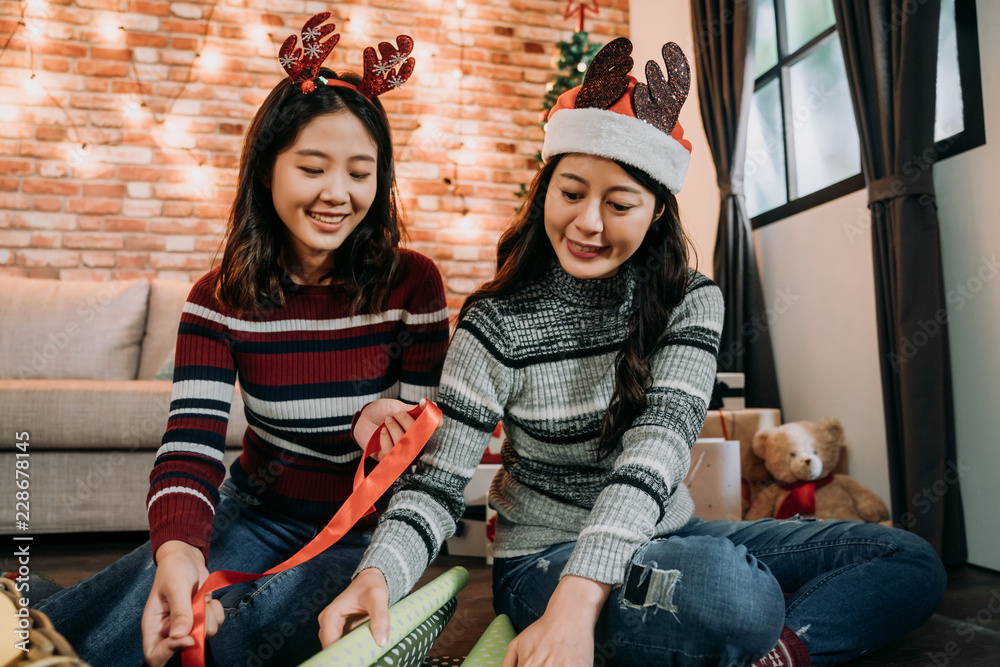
[0,379,249,451]
[0,277,150,380]
[137,278,195,380]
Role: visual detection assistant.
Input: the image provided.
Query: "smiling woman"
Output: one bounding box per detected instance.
[267,112,379,286]
[544,154,666,280]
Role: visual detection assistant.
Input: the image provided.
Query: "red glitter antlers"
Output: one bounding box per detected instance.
[359,35,416,98]
[278,13,340,94]
[278,12,415,98]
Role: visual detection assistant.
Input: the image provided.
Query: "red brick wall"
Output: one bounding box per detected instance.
[0,0,629,311]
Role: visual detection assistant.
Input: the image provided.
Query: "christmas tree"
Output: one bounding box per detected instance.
[516,30,603,199]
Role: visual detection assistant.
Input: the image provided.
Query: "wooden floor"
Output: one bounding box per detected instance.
[20,533,1000,665]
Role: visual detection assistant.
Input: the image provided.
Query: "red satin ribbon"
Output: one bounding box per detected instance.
[180,402,443,667]
[775,474,834,520]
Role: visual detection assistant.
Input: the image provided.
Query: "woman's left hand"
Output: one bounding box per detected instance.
[500,575,610,667]
[352,398,427,460]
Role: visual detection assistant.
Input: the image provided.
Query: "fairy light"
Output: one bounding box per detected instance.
[25,74,45,102]
[98,16,124,43]
[23,19,44,40]
[66,143,92,166]
[576,62,587,73]
[250,24,270,43]
[162,121,194,149]
[451,68,462,79]
[123,100,143,119]
[198,49,222,71]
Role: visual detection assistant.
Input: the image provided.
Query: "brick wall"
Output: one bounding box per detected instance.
[0,0,629,311]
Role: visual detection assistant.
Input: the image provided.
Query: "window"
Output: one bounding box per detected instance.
[745,0,986,227]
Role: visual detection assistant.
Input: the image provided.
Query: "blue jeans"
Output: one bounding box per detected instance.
[35,480,371,667]
[492,517,946,667]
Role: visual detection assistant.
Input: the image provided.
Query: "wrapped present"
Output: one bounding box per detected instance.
[700,408,782,518]
[482,423,503,464]
[685,439,742,521]
[709,372,745,410]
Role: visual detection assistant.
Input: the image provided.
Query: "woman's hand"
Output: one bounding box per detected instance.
[501,576,611,667]
[141,540,225,667]
[352,398,427,461]
[318,568,392,648]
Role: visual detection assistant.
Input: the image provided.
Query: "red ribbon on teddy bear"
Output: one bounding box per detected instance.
[775,474,835,520]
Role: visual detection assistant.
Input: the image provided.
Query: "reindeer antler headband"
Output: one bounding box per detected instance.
[542,37,693,194]
[278,12,415,98]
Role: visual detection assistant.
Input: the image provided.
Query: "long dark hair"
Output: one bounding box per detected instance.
[461,154,694,459]
[215,68,404,316]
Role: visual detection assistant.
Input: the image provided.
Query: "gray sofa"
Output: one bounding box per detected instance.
[0,275,246,534]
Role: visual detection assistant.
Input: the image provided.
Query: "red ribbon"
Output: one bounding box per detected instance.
[775,474,834,520]
[180,402,443,667]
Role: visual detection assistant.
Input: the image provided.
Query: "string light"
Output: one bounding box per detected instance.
[250,25,270,43]
[98,16,124,43]
[198,48,222,71]
[123,100,143,119]
[25,74,45,102]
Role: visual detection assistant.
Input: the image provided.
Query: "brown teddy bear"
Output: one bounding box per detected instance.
[745,418,891,524]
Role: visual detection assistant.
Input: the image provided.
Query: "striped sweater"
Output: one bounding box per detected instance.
[147,249,450,559]
[358,261,725,603]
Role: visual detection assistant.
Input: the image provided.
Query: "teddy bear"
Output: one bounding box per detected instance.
[744,418,891,524]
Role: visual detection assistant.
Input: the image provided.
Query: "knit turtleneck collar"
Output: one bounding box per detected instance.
[543,260,633,308]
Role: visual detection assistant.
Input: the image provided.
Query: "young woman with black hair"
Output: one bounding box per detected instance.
[33,16,448,667]
[323,39,946,667]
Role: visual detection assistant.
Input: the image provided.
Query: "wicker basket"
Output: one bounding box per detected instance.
[1,578,89,667]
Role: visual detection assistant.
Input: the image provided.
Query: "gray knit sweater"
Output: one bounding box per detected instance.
[356,261,724,603]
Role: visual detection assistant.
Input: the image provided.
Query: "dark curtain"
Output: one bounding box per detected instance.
[833,0,966,563]
[690,0,782,410]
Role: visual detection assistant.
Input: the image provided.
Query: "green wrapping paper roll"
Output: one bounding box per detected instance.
[460,614,516,667]
[299,566,470,667]
[371,597,457,667]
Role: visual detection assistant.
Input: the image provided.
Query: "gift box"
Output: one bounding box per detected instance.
[700,408,782,518]
[709,372,746,410]
[685,438,743,521]
[482,422,503,464]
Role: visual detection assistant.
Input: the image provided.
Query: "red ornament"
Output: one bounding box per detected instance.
[563,0,600,33]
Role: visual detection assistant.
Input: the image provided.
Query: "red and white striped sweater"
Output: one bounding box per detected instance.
[147,249,450,559]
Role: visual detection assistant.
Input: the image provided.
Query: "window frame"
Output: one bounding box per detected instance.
[749,0,986,229]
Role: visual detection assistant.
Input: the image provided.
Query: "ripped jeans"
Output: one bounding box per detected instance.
[492,517,946,667]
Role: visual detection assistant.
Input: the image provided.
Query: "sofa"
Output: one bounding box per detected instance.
[0,275,246,534]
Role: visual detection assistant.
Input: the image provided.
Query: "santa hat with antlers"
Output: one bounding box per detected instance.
[542,38,693,194]
[278,12,415,98]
